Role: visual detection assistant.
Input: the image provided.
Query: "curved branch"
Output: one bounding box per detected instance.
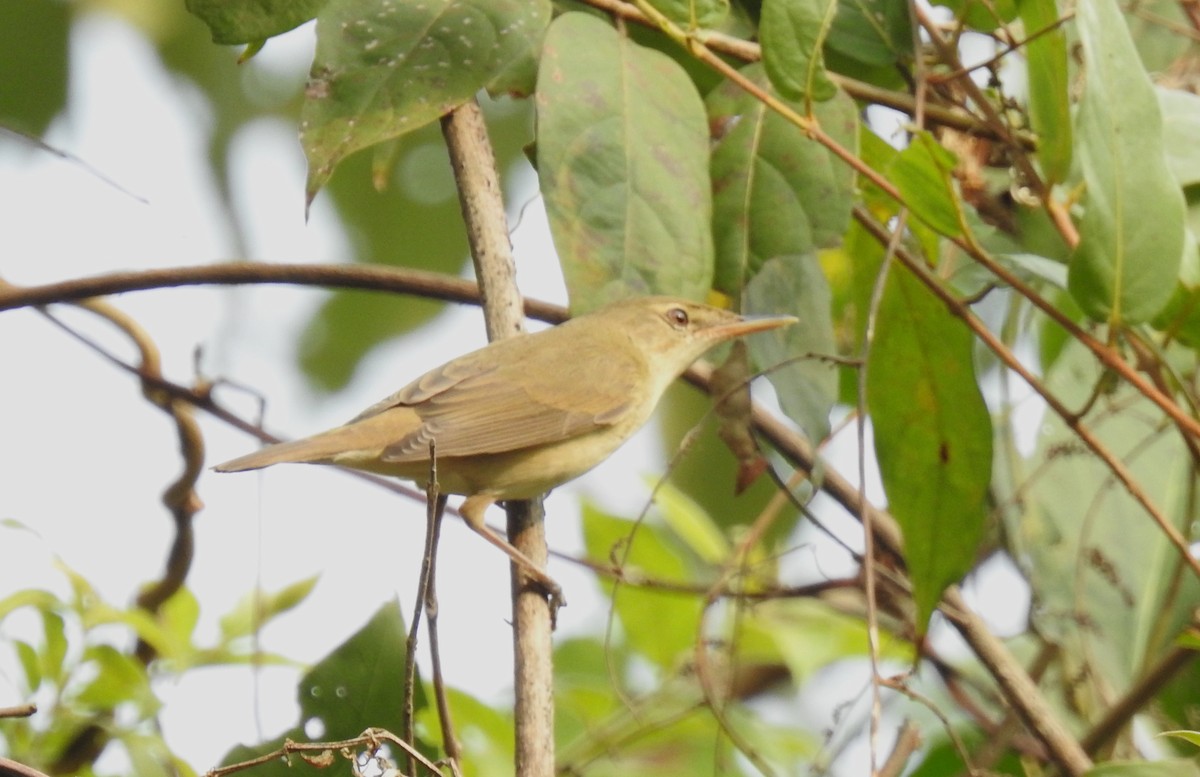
[0,262,566,321]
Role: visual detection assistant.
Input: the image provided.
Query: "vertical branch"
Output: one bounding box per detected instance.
[405,442,455,775]
[440,99,556,777]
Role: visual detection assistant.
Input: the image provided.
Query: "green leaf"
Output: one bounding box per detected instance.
[301,0,550,199]
[222,601,423,772]
[744,253,838,443]
[537,12,713,310]
[645,0,728,28]
[707,63,857,294]
[220,576,319,640]
[1019,0,1071,184]
[185,0,328,45]
[940,0,1017,30]
[748,599,913,682]
[1010,341,1200,709]
[866,267,993,633]
[15,640,40,692]
[889,131,963,238]
[660,383,799,543]
[0,588,60,624]
[416,686,513,774]
[1160,88,1200,188]
[40,611,67,685]
[648,477,730,564]
[300,99,538,391]
[998,252,1068,289]
[1085,760,1200,777]
[75,645,157,713]
[1126,0,1192,74]
[1160,731,1200,749]
[158,588,201,657]
[582,503,703,668]
[1067,0,1185,325]
[825,0,912,69]
[296,600,416,735]
[0,0,68,135]
[759,0,838,103]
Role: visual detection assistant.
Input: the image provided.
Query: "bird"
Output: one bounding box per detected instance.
[215,296,796,604]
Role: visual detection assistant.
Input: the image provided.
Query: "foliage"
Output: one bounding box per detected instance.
[0,535,311,775]
[2,0,1200,776]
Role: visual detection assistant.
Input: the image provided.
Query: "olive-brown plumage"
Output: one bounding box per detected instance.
[216,296,796,601]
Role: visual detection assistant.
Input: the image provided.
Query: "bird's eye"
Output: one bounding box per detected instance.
[666,307,689,327]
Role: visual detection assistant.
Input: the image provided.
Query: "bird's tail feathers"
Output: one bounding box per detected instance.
[213,431,352,472]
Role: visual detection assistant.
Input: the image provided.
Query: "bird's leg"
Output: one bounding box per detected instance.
[459,495,566,612]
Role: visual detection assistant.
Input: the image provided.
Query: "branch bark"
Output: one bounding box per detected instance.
[440,100,556,777]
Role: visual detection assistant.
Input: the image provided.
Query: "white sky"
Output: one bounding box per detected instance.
[0,10,1030,774]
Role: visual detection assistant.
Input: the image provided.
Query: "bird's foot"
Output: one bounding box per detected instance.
[515,565,566,622]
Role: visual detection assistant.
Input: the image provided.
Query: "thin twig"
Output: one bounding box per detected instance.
[425,484,462,768]
[404,445,440,775]
[203,728,442,777]
[0,705,36,720]
[879,676,981,775]
[877,721,922,777]
[0,757,53,777]
[1080,637,1199,755]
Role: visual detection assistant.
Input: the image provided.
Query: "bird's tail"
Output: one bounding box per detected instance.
[214,430,353,472]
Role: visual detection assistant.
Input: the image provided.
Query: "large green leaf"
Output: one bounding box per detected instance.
[1125,0,1192,74]
[866,266,993,633]
[825,0,911,68]
[581,503,704,669]
[744,253,837,443]
[1019,0,1071,184]
[1067,0,1185,325]
[707,63,857,295]
[759,0,838,103]
[746,598,914,683]
[823,0,913,89]
[536,12,712,311]
[299,100,532,391]
[1160,88,1200,188]
[301,0,549,199]
[186,0,328,44]
[221,601,427,773]
[1010,342,1200,719]
[0,0,69,135]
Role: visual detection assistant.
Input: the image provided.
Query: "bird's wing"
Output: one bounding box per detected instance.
[367,336,644,463]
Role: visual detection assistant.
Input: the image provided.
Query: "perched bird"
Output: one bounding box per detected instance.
[216,296,796,603]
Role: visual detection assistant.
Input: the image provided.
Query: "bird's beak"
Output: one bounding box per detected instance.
[704,313,798,342]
